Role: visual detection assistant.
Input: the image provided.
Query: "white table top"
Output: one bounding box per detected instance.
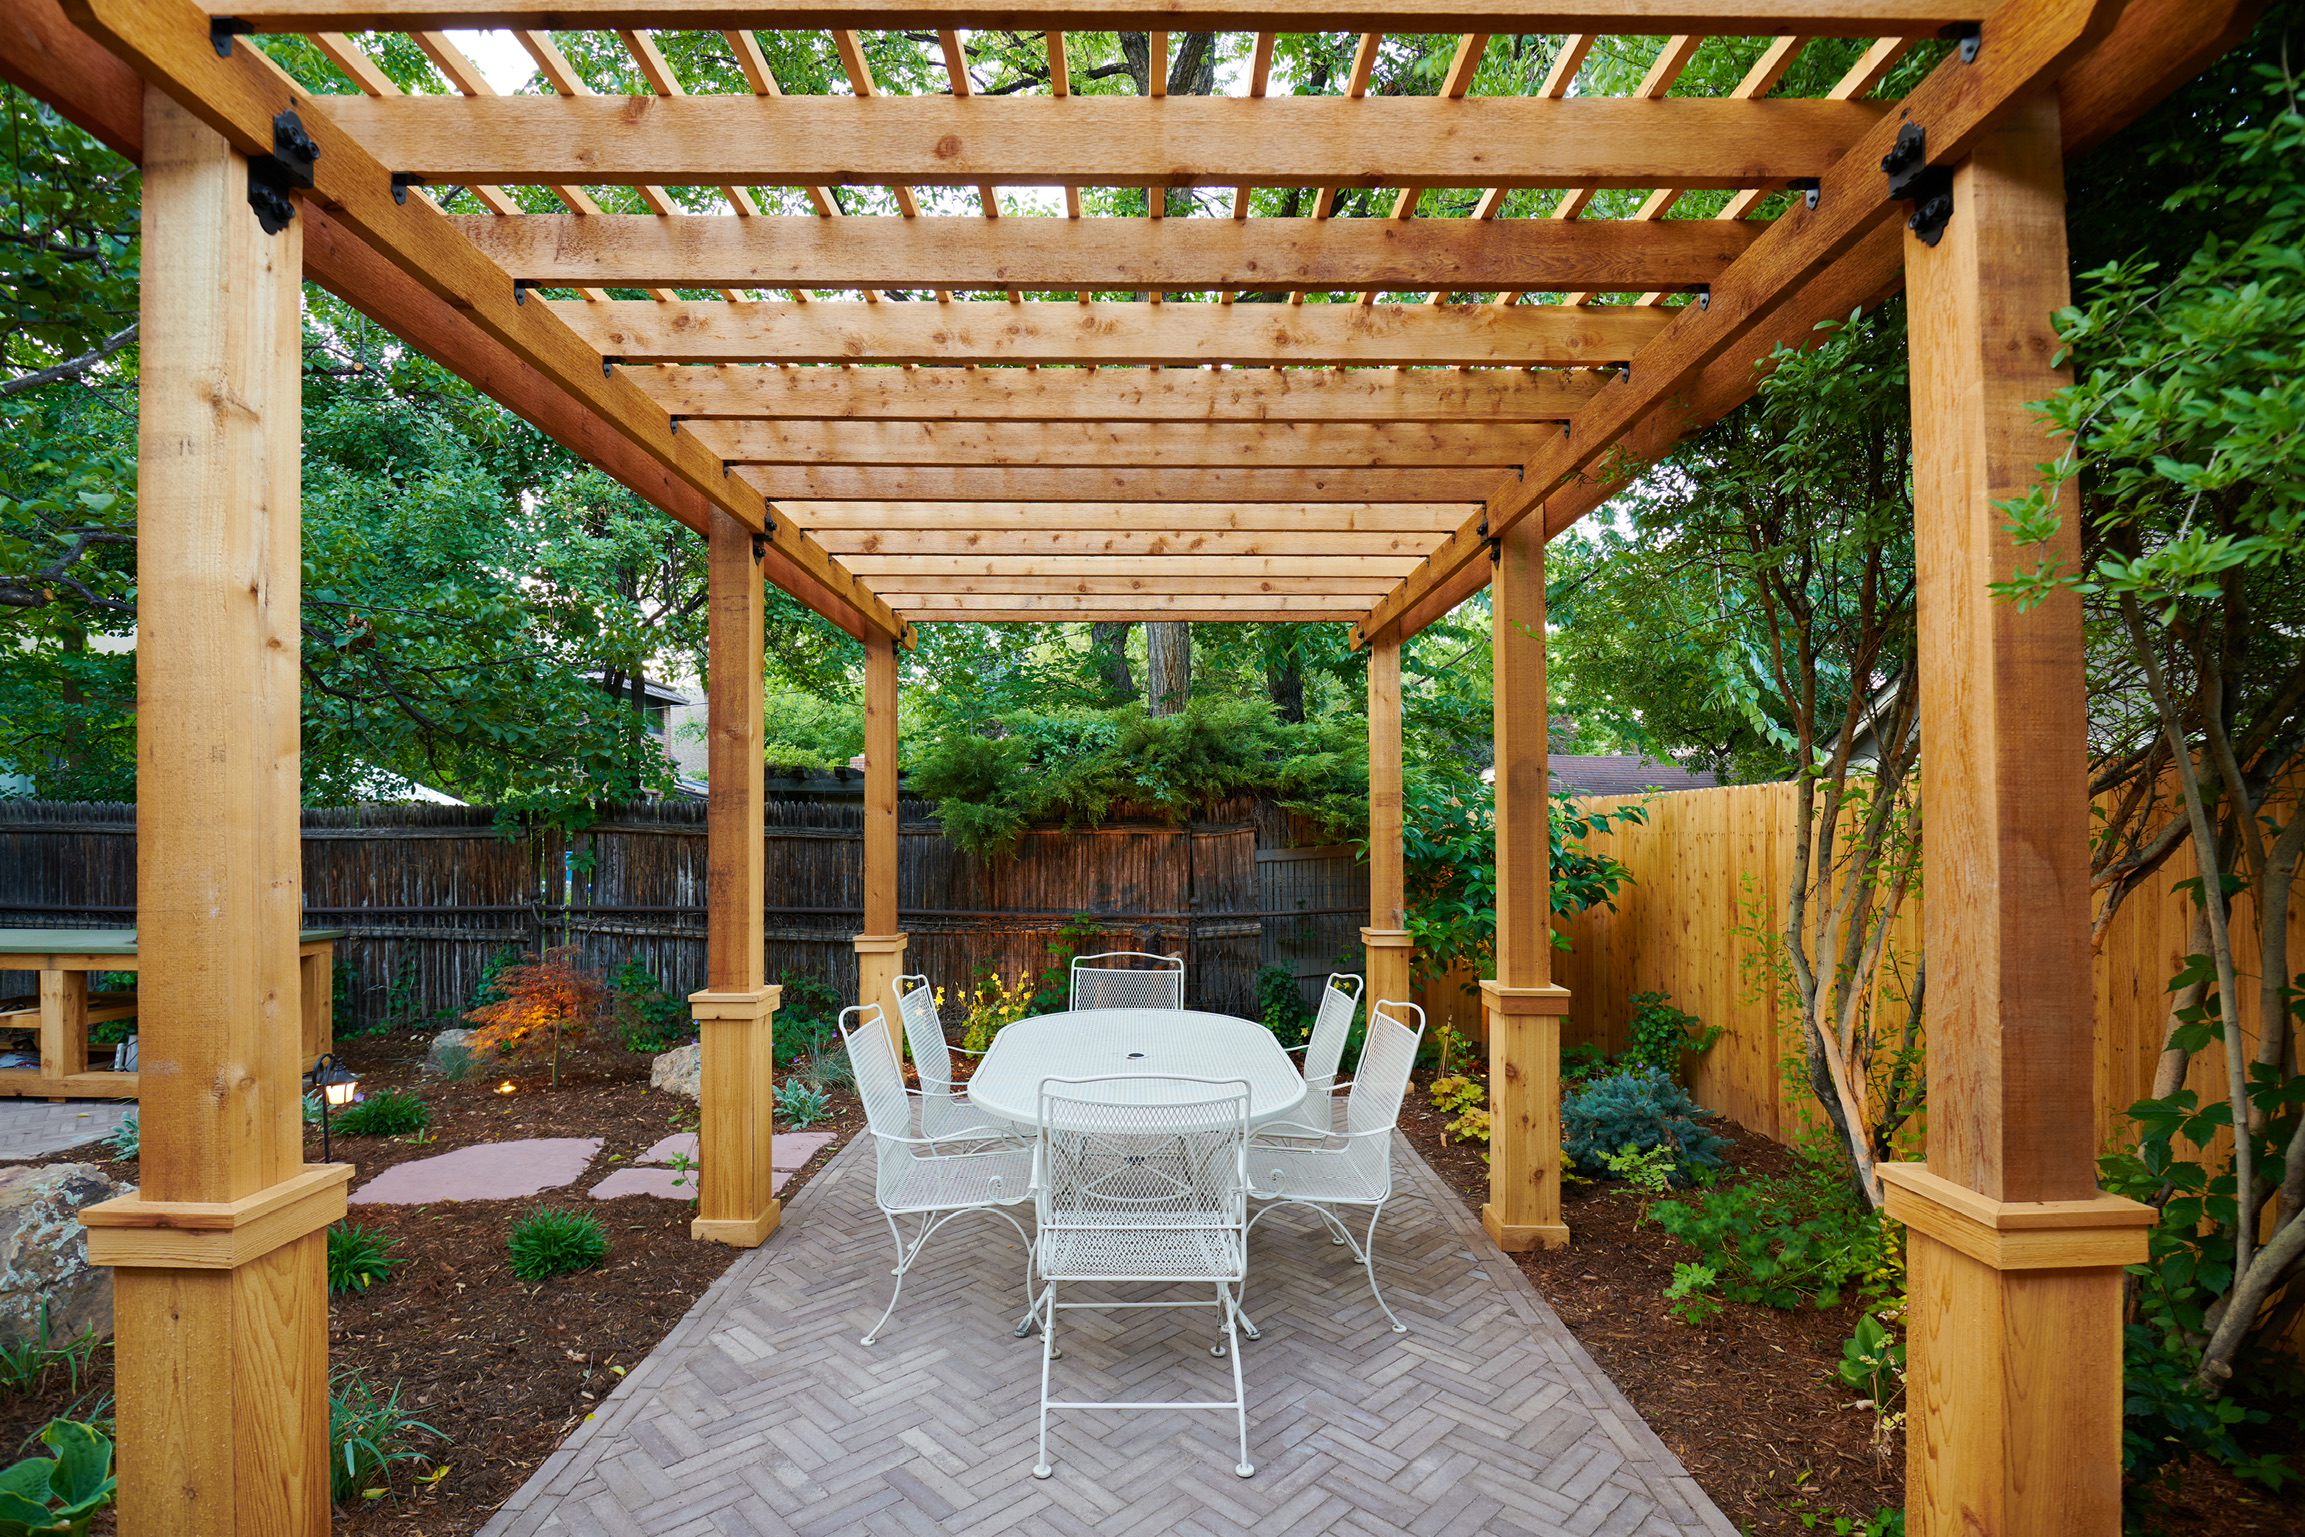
[967,1010,1307,1130]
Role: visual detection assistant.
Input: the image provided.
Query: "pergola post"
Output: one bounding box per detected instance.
[854,629,906,1055]
[691,509,780,1248]
[1483,521,1570,1252]
[75,94,346,1536]
[1882,93,2153,1535]
[1362,636,1413,1014]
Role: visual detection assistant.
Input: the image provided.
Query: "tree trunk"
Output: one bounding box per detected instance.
[1091,621,1137,701]
[1267,656,1305,723]
[1146,623,1191,716]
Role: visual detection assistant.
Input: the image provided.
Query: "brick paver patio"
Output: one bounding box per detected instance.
[482,1132,1735,1537]
[0,1100,132,1162]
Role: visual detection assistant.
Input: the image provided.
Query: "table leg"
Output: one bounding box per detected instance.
[40,969,88,1096]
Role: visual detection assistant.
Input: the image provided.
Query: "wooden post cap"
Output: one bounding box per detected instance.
[1876,1162,2156,1271]
[1359,928,1414,949]
[82,1163,353,1270]
[689,987,779,1021]
[851,933,909,953]
[1480,981,1573,1016]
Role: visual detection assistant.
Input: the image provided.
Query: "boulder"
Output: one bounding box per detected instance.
[0,1163,127,1345]
[651,1042,701,1101]
[425,1027,481,1076]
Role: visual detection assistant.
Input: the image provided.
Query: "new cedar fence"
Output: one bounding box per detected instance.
[0,796,1365,1028]
[1548,779,2296,1159]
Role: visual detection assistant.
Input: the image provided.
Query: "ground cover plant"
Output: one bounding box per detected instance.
[332,1088,431,1138]
[507,1208,609,1281]
[327,1223,400,1296]
[328,1366,441,1505]
[0,1418,114,1534]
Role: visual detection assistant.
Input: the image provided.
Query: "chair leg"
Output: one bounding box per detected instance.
[862,1210,933,1347]
[1220,1282,1254,1478]
[1354,1202,1407,1334]
[1032,1282,1058,1479]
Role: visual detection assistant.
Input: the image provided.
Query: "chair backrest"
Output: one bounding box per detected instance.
[1035,1077,1250,1243]
[1341,1000,1425,1191]
[1069,951,1185,1012]
[893,974,950,1083]
[839,1004,910,1140]
[1302,972,1364,1098]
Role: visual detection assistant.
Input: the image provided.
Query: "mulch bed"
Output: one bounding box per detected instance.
[0,1031,860,1536]
[1399,1071,2305,1537]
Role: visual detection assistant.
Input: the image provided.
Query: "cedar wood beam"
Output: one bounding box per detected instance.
[324,94,1890,191]
[734,465,1501,501]
[196,2,1976,34]
[697,421,1554,468]
[1354,0,2147,647]
[627,365,1605,423]
[554,298,1671,367]
[52,0,903,641]
[452,212,1764,294]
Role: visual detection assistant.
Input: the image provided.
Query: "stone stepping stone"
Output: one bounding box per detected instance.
[590,1130,838,1201]
[350,1137,603,1205]
[632,1131,835,1171]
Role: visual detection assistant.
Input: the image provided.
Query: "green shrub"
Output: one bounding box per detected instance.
[607,960,691,1053]
[1561,1067,1729,1182]
[327,1223,399,1295]
[1835,1311,1906,1406]
[1651,1165,1893,1310]
[0,1418,114,1534]
[1661,1263,1721,1326]
[801,1044,855,1093]
[1255,965,1312,1048]
[507,1207,608,1281]
[1622,991,1724,1078]
[771,970,842,1068]
[331,1089,431,1138]
[774,1080,832,1129]
[328,1368,440,1503]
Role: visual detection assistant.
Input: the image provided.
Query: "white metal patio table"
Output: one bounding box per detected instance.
[967,1009,1307,1133]
[969,1009,1306,1340]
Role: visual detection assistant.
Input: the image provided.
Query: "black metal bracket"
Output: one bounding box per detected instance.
[1938,21,1983,63]
[669,414,685,435]
[1611,360,1631,383]
[751,533,768,561]
[1788,177,1821,211]
[210,16,254,55]
[1881,120,1955,247]
[513,280,529,306]
[1690,283,1711,311]
[1478,512,1500,564]
[722,460,734,478]
[245,107,318,236]
[603,356,618,378]
[390,171,426,205]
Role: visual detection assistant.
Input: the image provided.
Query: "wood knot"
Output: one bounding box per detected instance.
[933,134,962,160]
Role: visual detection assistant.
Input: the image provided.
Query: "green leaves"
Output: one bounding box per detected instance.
[0,1420,117,1537]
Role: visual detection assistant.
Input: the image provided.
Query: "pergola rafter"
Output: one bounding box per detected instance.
[0,0,2267,1528]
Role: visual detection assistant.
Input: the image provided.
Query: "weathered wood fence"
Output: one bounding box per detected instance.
[0,796,1366,1028]
[1544,779,2293,1158]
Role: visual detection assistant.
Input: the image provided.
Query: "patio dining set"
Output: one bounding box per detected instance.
[838,952,1427,1483]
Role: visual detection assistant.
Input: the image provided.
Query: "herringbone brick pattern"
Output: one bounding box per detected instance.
[0,1100,130,1161]
[482,1134,1734,1537]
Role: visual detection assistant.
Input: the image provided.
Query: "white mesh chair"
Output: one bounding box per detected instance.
[841,1004,1035,1347]
[1245,999,1425,1334]
[891,973,1020,1143]
[1029,1076,1256,1481]
[1068,951,1185,1011]
[1291,972,1364,1110]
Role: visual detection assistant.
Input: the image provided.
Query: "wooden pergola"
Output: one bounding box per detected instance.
[0,0,2254,1529]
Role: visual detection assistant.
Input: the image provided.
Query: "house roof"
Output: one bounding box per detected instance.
[1548,753,1720,797]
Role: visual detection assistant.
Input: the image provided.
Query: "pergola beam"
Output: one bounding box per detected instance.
[785,503,1466,531]
[701,421,1537,467]
[195,2,1977,33]
[324,93,1890,191]
[629,364,1604,423]
[58,0,903,640]
[860,573,1403,593]
[738,465,1499,501]
[807,529,1450,556]
[453,212,1762,294]
[559,299,1669,368]
[838,555,1421,576]
[1354,0,2133,646]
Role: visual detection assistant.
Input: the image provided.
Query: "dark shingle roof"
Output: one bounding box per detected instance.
[1548,754,1719,797]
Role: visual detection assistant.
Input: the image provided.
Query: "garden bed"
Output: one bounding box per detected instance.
[0,1032,860,1536]
[1399,1073,2303,1537]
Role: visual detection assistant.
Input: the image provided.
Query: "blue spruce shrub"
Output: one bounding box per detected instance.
[1562,1066,1730,1184]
